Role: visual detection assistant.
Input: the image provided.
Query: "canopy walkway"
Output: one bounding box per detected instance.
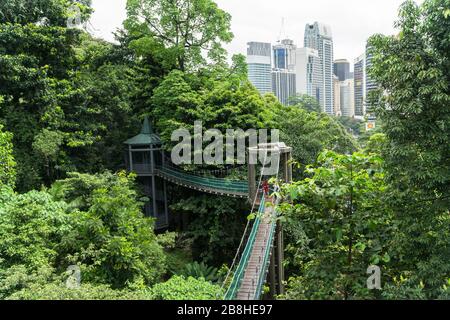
[155,165,248,198]
[124,119,291,300]
[223,195,279,300]
[154,162,280,300]
[153,160,280,300]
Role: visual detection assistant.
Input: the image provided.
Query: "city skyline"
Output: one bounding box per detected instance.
[90,0,424,67]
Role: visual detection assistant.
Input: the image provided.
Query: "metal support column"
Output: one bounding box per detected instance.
[269,250,276,298]
[248,150,256,203]
[128,145,133,171]
[150,150,157,220]
[276,222,285,295]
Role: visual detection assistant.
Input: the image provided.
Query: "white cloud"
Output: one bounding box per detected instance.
[89,0,423,65]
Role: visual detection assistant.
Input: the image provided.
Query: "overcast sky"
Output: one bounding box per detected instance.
[89,0,423,67]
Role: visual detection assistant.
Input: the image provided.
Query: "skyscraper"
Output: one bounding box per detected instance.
[304,22,334,115]
[333,75,341,116]
[365,44,377,115]
[271,39,297,105]
[272,69,296,106]
[340,79,355,117]
[295,47,321,101]
[333,59,350,81]
[273,39,297,70]
[246,42,272,94]
[354,53,366,117]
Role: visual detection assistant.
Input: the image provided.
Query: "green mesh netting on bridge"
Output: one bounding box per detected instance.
[156,165,249,196]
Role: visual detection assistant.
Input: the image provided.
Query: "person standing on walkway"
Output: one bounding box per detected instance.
[262,180,270,197]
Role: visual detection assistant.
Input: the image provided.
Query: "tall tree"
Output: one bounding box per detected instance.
[279,151,392,300]
[368,0,450,297]
[150,70,271,151]
[125,0,233,71]
[0,2,145,190]
[0,0,92,190]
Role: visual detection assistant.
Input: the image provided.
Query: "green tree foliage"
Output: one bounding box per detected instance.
[368,0,450,297]
[279,151,392,300]
[0,125,16,187]
[113,29,168,127]
[125,0,233,71]
[0,172,167,298]
[0,0,93,190]
[357,120,384,148]
[0,2,141,191]
[150,275,222,300]
[0,0,92,26]
[50,172,167,288]
[363,133,386,155]
[0,187,70,298]
[288,94,322,112]
[171,194,248,266]
[63,35,141,174]
[0,188,70,272]
[7,281,153,300]
[151,70,271,150]
[1,263,153,300]
[274,106,358,178]
[7,274,225,300]
[336,116,363,136]
[179,262,219,283]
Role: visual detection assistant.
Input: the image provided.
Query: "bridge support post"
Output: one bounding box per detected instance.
[276,221,285,296]
[269,250,276,298]
[248,154,256,204]
[273,147,291,297]
[247,142,292,299]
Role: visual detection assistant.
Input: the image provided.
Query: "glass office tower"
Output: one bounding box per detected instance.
[304,22,334,115]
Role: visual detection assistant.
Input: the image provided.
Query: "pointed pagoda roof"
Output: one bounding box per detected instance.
[124,117,162,146]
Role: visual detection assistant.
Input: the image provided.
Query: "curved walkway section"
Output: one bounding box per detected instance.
[155,166,249,198]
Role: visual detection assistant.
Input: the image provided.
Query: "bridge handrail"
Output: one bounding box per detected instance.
[159,163,247,184]
[157,166,248,192]
[162,155,247,180]
[252,192,281,299]
[224,197,266,300]
[157,170,248,192]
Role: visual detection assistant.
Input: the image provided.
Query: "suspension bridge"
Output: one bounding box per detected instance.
[125,118,292,300]
[155,163,249,198]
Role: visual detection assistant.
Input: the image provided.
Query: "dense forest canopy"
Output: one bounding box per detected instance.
[0,0,448,300]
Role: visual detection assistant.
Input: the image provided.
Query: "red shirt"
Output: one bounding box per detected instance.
[262,181,269,194]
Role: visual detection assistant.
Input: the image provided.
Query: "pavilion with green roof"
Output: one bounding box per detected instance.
[124,117,168,229]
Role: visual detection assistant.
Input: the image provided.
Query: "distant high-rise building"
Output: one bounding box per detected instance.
[340,79,355,117]
[272,69,296,106]
[365,44,377,115]
[295,47,321,101]
[304,22,334,115]
[333,75,341,116]
[246,42,272,94]
[354,54,366,117]
[333,59,350,81]
[271,39,297,105]
[273,39,297,70]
